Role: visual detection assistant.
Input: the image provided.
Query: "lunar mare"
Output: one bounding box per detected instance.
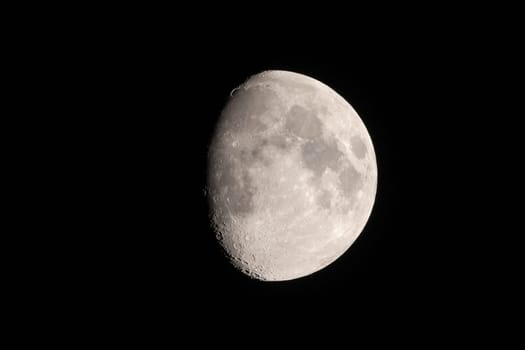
[207,70,377,281]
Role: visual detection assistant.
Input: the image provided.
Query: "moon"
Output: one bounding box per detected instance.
[207,70,377,281]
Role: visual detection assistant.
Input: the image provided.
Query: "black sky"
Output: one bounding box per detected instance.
[102,48,480,299]
[64,11,520,337]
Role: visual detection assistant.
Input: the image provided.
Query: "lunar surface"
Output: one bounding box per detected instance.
[207,70,377,281]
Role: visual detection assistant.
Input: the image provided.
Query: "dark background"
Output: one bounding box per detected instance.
[37,8,518,337]
[99,47,489,304]
[95,43,486,288]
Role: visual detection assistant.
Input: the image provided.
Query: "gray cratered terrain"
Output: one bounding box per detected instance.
[207,70,377,281]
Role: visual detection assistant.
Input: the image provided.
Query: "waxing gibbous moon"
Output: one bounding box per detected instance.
[207,70,377,281]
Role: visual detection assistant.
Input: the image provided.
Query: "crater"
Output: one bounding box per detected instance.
[284,105,322,139]
[350,135,367,159]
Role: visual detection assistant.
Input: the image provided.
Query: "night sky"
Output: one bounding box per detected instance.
[69,12,516,337]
